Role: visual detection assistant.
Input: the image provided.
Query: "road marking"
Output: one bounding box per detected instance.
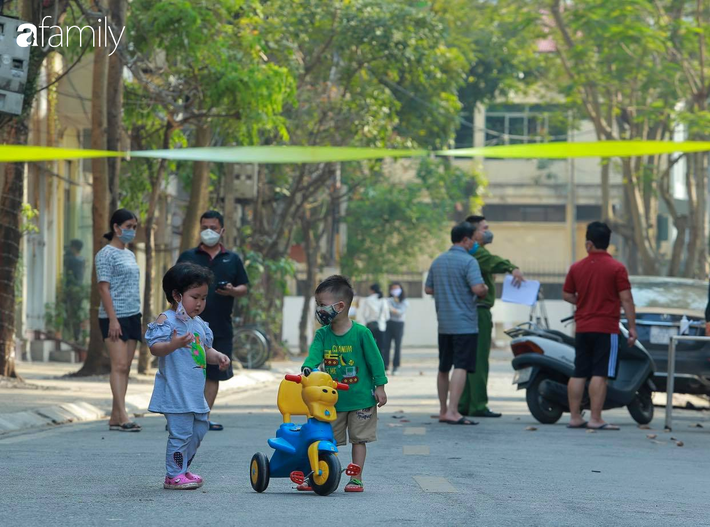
[404,427,426,435]
[403,445,430,455]
[413,476,457,493]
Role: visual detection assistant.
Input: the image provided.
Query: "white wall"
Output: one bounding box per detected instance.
[282,296,575,349]
[282,296,315,349]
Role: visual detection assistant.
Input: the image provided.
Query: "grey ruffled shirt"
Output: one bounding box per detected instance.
[387,297,409,322]
[146,309,213,414]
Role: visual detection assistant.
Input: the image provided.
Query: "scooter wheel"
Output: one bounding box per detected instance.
[526,375,564,424]
[250,452,270,493]
[308,451,342,496]
[627,386,654,425]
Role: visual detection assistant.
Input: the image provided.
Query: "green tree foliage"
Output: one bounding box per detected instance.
[264,0,466,149]
[128,0,294,142]
[253,0,472,347]
[342,158,483,279]
[535,0,710,276]
[251,0,470,263]
[431,0,546,147]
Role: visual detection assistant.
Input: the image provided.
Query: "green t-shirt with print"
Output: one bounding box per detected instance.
[302,322,388,412]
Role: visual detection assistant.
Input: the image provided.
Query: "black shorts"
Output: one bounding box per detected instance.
[99,314,142,342]
[574,332,619,379]
[438,333,478,373]
[206,336,234,381]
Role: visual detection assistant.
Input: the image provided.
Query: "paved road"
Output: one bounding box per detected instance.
[3,348,710,526]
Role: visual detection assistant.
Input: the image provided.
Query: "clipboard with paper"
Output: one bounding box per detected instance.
[501,275,541,306]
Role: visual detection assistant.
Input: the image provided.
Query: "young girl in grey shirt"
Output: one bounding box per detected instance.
[146,263,230,490]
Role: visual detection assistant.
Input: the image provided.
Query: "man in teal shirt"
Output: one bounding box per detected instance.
[459,215,525,418]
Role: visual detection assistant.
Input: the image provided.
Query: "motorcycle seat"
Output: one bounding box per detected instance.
[544,329,576,347]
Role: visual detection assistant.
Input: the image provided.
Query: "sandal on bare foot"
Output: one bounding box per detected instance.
[109,422,141,432]
[445,417,478,426]
[344,478,364,492]
[586,423,619,431]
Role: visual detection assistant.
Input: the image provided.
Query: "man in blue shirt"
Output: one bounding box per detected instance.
[425,222,488,426]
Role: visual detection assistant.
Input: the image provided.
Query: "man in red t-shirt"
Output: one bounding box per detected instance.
[562,222,637,431]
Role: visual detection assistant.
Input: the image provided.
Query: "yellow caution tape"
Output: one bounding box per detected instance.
[0,145,123,162]
[0,141,708,163]
[438,141,710,159]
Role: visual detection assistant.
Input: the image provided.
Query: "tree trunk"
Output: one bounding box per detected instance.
[298,212,316,355]
[106,0,127,213]
[76,40,111,376]
[684,153,699,278]
[0,125,25,378]
[261,270,286,356]
[0,1,71,378]
[694,152,707,278]
[601,161,612,222]
[223,164,236,250]
[138,162,165,374]
[621,158,658,274]
[137,126,172,374]
[179,124,211,253]
[669,215,687,277]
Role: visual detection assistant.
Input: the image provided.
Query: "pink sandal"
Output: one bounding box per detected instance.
[185,472,203,485]
[164,474,202,490]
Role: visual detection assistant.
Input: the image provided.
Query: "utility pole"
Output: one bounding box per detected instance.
[223,163,236,250]
[566,110,576,266]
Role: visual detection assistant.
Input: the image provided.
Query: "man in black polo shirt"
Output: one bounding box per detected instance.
[178,210,249,431]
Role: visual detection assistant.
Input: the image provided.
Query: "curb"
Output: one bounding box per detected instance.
[0,370,278,436]
[0,402,105,435]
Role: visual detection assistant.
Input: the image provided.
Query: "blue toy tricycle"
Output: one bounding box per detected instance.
[249,370,361,496]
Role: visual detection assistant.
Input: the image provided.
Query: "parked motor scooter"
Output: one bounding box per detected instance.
[506,316,656,425]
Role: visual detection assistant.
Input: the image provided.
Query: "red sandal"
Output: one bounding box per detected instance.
[344,478,364,492]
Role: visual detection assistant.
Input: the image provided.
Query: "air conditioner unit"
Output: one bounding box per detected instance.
[234,163,258,200]
[0,16,31,115]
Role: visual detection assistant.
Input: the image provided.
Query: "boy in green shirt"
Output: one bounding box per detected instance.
[302,275,388,493]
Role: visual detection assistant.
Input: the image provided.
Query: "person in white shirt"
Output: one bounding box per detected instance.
[358,284,390,357]
[385,282,409,375]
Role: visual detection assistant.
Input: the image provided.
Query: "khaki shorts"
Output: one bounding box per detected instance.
[332,406,378,446]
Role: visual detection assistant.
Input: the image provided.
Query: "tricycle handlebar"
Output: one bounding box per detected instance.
[335,382,349,391]
[285,374,302,383]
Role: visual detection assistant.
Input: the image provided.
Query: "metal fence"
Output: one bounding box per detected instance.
[665,335,710,431]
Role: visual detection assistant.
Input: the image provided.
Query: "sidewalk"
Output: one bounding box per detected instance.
[0,359,290,435]
[3,347,707,435]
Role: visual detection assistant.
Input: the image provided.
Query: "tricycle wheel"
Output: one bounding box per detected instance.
[250,452,270,493]
[309,451,342,496]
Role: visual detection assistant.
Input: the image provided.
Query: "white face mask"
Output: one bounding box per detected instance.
[391,288,402,297]
[176,294,192,323]
[200,228,222,247]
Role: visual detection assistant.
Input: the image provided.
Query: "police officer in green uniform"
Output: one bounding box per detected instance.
[459,215,525,418]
